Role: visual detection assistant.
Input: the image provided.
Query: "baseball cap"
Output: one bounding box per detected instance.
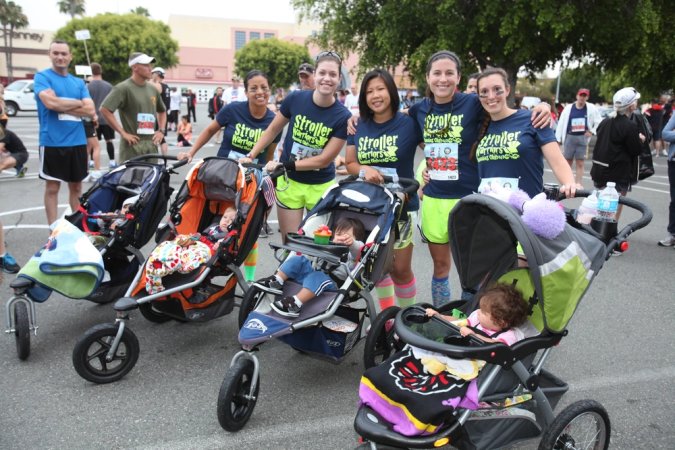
[122,195,139,207]
[151,67,165,75]
[298,63,314,75]
[128,52,155,67]
[613,87,640,110]
[232,75,241,81]
[577,88,590,96]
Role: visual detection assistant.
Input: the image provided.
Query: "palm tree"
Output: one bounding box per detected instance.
[0,0,29,83]
[57,0,85,19]
[130,7,150,17]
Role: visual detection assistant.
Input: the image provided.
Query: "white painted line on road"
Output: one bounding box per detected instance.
[0,204,69,217]
[4,224,50,230]
[570,365,675,392]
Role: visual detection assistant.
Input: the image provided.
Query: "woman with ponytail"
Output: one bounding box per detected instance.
[473,68,574,198]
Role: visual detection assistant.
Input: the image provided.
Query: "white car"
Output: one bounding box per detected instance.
[3,80,37,116]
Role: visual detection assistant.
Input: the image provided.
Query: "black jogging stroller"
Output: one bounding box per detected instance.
[4,155,185,360]
[217,175,419,432]
[354,191,652,449]
[71,157,277,384]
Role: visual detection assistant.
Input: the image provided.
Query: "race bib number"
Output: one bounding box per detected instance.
[478,177,519,194]
[425,143,458,181]
[570,117,586,133]
[290,141,323,161]
[136,113,156,135]
[58,113,80,122]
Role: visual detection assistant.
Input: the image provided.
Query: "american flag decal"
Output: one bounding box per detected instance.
[261,176,276,207]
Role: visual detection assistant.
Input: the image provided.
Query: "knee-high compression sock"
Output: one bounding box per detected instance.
[395,277,417,307]
[106,141,115,160]
[243,243,258,282]
[431,276,451,308]
[375,275,395,310]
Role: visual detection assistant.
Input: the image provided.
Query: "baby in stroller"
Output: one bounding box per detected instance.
[144,206,237,295]
[254,217,365,317]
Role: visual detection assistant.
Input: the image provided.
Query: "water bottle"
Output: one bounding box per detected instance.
[596,182,619,221]
[577,190,598,224]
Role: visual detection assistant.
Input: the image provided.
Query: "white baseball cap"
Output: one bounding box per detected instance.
[128,52,155,67]
[122,195,139,207]
[152,67,165,75]
[613,87,640,110]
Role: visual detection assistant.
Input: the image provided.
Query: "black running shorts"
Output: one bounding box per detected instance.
[39,145,88,182]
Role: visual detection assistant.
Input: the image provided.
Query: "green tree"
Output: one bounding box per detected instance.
[293,0,674,99]
[57,0,85,19]
[130,7,150,17]
[556,65,604,105]
[234,38,311,90]
[53,13,179,84]
[0,0,29,83]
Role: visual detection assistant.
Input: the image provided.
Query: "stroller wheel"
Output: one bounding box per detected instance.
[539,399,610,450]
[139,303,171,323]
[217,358,259,432]
[363,306,402,369]
[72,323,140,384]
[238,286,268,329]
[14,302,30,360]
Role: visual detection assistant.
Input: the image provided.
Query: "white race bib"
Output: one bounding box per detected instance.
[478,177,520,193]
[58,113,80,122]
[290,141,323,161]
[570,117,586,133]
[136,113,156,135]
[425,143,458,181]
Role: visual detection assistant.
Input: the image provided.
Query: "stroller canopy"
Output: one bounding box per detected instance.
[449,194,606,333]
[301,180,398,243]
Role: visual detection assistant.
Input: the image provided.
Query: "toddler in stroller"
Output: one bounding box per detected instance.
[255,217,366,317]
[144,206,236,295]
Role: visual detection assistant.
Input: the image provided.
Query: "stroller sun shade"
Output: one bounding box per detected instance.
[450,195,606,333]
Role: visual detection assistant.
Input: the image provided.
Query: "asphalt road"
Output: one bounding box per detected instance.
[1,107,674,449]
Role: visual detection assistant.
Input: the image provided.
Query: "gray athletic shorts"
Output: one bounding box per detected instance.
[563,134,590,160]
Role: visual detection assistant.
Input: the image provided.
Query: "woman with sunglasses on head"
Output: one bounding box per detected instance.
[344,69,422,310]
[412,51,551,307]
[244,51,352,242]
[177,70,279,164]
[473,68,575,198]
[177,70,279,283]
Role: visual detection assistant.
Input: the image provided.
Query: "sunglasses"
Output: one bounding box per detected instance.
[316,50,342,64]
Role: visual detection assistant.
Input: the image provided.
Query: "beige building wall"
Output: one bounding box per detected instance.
[0,29,53,83]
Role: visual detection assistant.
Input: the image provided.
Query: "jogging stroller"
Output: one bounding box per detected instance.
[216,176,419,432]
[354,191,652,449]
[71,157,275,384]
[4,155,184,360]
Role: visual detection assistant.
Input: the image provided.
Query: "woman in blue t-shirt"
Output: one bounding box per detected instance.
[245,52,352,242]
[473,67,574,198]
[345,69,422,310]
[412,51,551,307]
[178,70,278,164]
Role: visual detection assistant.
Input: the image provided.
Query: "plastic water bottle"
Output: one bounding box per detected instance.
[577,190,598,224]
[596,182,619,221]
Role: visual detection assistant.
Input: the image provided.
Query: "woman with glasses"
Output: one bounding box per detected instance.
[178,70,279,164]
[412,51,551,307]
[244,51,352,242]
[344,69,422,310]
[474,67,574,198]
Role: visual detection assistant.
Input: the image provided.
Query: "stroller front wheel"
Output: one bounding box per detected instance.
[217,358,259,432]
[363,306,402,369]
[14,302,30,360]
[139,302,172,323]
[538,399,610,450]
[72,323,140,384]
[238,286,268,329]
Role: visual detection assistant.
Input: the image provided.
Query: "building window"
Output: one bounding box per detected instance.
[264,32,275,39]
[250,32,260,40]
[235,31,246,50]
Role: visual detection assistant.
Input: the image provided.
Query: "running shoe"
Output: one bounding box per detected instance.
[270,296,301,318]
[0,252,20,274]
[88,160,94,169]
[657,235,675,247]
[15,165,27,178]
[253,275,283,294]
[109,161,118,169]
[661,150,668,157]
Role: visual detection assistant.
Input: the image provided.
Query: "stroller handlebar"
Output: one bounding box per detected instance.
[341,174,420,195]
[550,187,653,249]
[125,154,188,171]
